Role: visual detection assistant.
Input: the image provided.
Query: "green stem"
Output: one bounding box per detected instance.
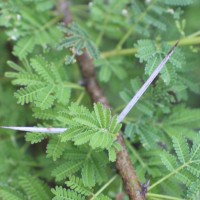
[63,82,84,90]
[169,36,200,46]
[148,162,189,191]
[90,175,117,200]
[101,48,137,58]
[76,91,85,104]
[101,35,200,58]
[116,26,136,50]
[187,30,200,38]
[147,193,185,200]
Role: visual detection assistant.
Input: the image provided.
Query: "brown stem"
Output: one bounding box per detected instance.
[57,1,145,199]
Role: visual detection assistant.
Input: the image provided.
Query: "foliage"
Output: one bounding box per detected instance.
[0,0,200,199]
[0,176,52,200]
[58,23,99,64]
[5,56,72,109]
[160,135,200,197]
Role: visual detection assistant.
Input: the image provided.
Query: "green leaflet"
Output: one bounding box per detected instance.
[108,146,116,162]
[161,152,178,171]
[82,160,95,187]
[46,136,66,161]
[172,135,190,164]
[14,84,44,105]
[52,161,83,182]
[62,127,85,142]
[89,131,113,149]
[13,36,35,60]
[73,129,94,145]
[94,103,107,128]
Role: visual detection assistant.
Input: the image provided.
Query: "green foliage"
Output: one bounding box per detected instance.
[19,176,52,200]
[1,0,200,199]
[0,0,61,59]
[66,176,93,196]
[51,181,111,200]
[51,144,108,185]
[6,56,72,110]
[161,0,193,6]
[0,176,52,200]
[0,140,34,183]
[0,185,26,200]
[135,39,185,85]
[51,187,85,200]
[161,135,200,197]
[25,132,48,144]
[58,23,99,64]
[59,103,122,155]
[46,136,66,161]
[95,58,128,82]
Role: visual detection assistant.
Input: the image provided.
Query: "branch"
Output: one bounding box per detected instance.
[101,35,200,59]
[57,1,144,199]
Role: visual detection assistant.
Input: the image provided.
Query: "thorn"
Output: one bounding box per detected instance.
[0,126,67,134]
[167,40,179,55]
[140,180,150,198]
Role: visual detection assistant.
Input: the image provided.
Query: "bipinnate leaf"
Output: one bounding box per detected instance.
[60,103,122,153]
[19,176,52,200]
[82,160,95,187]
[46,136,66,161]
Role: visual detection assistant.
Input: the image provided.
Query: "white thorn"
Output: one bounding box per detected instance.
[1,126,67,134]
